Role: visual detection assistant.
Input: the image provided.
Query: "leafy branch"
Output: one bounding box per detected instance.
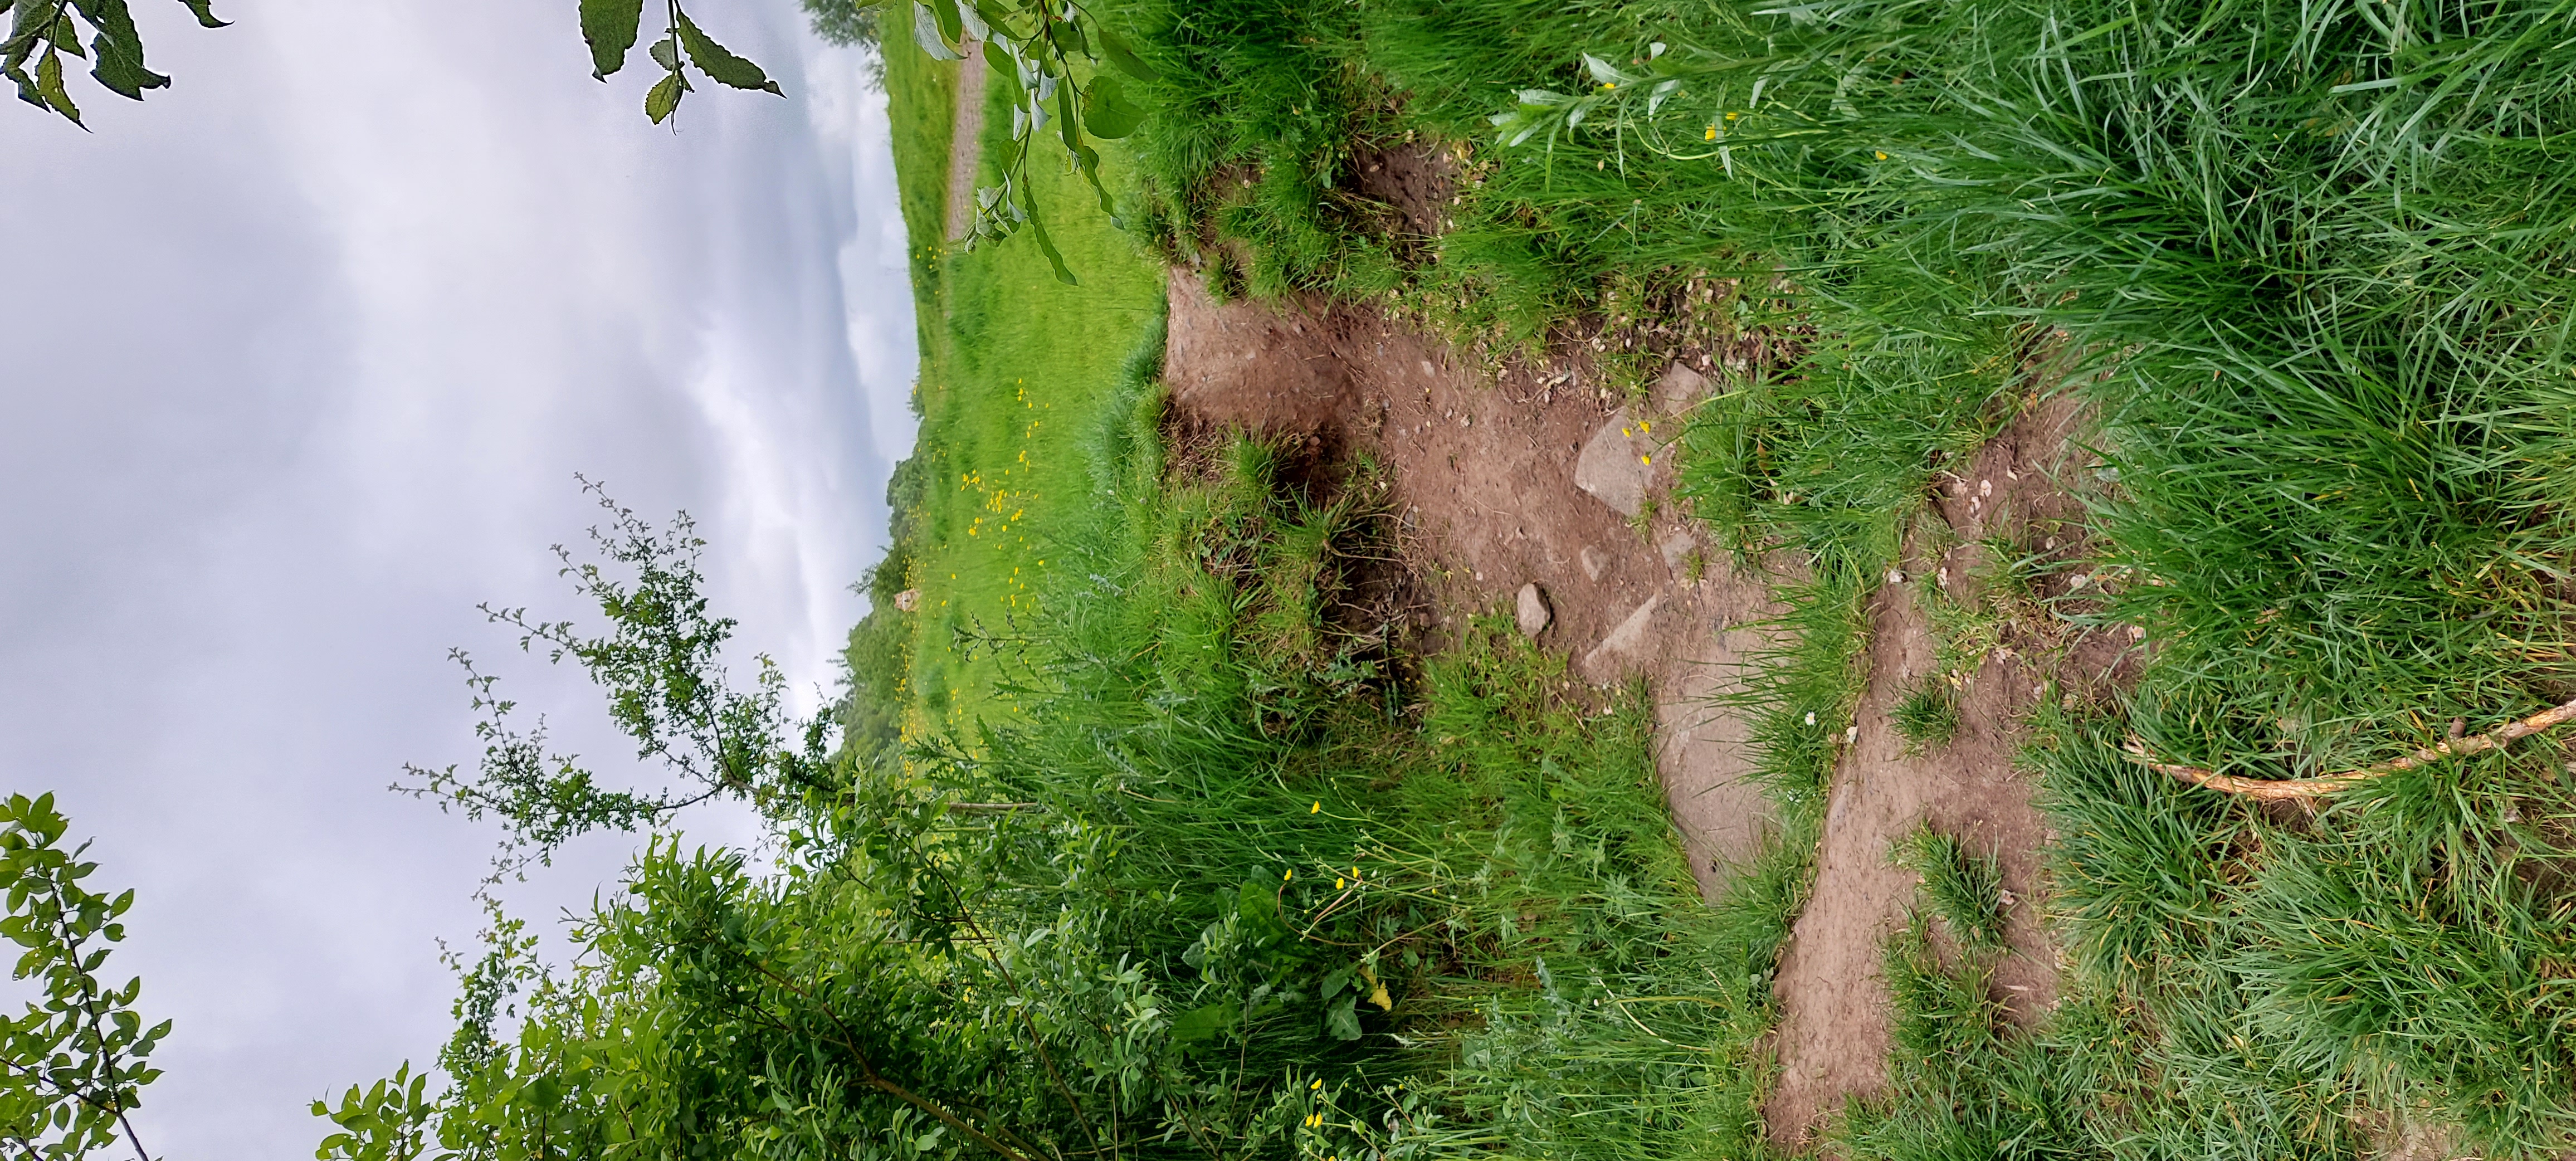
[397,478,841,869]
[578,0,781,125]
[909,0,1157,284]
[3,0,226,127]
[0,794,168,1161]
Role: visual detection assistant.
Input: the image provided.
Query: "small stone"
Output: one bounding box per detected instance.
[1652,362,1711,412]
[1574,407,1657,517]
[1579,545,1609,581]
[1516,583,1552,638]
[893,588,920,612]
[1581,594,1663,681]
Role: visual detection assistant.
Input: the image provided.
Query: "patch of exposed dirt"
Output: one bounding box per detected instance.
[943,38,988,243]
[1164,269,1788,892]
[1762,394,2139,1149]
[1165,274,2136,1154]
[1348,141,1457,242]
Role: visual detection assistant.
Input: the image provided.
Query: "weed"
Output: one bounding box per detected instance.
[1888,680,1958,752]
[1893,826,2005,953]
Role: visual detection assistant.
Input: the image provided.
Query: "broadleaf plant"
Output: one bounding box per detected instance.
[913,0,1159,284]
[581,0,781,125]
[0,793,168,1161]
[2,0,227,128]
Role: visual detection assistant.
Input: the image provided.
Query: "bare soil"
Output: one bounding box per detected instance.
[1162,274,2124,1153]
[943,38,988,243]
[1763,394,2139,1148]
[1164,269,1787,892]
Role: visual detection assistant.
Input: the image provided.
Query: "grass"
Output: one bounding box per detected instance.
[846,0,2576,1148]
[857,34,1167,747]
[1888,681,1958,752]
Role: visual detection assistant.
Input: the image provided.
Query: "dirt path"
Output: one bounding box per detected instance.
[1160,266,2122,1151]
[1764,396,2134,1147]
[943,37,987,243]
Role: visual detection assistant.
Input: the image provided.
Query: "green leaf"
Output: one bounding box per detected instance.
[1080,73,1144,139]
[578,0,642,79]
[647,35,677,73]
[674,9,779,95]
[76,0,168,99]
[909,2,958,61]
[645,72,682,123]
[924,0,961,45]
[173,0,226,27]
[1324,991,1363,1041]
[1095,26,1157,81]
[1025,209,1077,286]
[34,48,77,123]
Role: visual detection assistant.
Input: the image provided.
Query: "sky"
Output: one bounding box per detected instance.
[0,1,914,1154]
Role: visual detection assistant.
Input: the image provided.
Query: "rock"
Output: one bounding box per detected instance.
[1574,407,1658,517]
[1579,544,1608,581]
[1516,583,1552,638]
[1658,528,1699,569]
[1653,362,1711,413]
[893,588,920,612]
[1582,594,1663,682]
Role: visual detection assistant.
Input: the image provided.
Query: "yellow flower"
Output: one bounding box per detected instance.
[1601,81,1616,90]
[1640,420,1651,432]
[1726,110,1739,120]
[1335,877,1346,889]
[1311,801,1321,813]
[1284,868,1294,880]
[1705,125,1718,140]
[1875,150,1889,160]
[1640,455,1652,465]
[1310,1079,1323,1090]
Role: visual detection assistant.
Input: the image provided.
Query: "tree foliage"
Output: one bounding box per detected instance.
[0,794,168,1161]
[3,0,225,126]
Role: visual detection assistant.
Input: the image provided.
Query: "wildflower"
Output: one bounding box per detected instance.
[1875,150,1889,160]
[1285,868,1294,880]
[1601,81,1616,90]
[1336,877,1346,889]
[1804,711,1818,725]
[1705,125,1718,140]
[1311,1079,1323,1090]
[1726,110,1739,120]
[1640,455,1652,465]
[1311,801,1321,813]
[1352,866,1361,878]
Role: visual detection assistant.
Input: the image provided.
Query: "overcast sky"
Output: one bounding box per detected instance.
[0,1,913,1155]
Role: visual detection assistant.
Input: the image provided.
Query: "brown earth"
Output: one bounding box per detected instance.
[943,37,988,243]
[1163,269,1788,892]
[1763,393,2140,1148]
[1162,264,2116,1151]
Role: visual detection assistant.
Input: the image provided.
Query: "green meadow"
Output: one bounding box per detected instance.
[833,0,2576,1153]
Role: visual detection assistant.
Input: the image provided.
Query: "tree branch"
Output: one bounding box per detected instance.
[2125,692,2576,800]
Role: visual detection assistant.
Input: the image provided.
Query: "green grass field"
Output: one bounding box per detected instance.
[835,0,2576,1151]
[860,42,1165,752]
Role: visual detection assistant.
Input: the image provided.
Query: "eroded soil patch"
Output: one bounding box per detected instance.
[1764,395,2136,1148]
[1165,270,1784,891]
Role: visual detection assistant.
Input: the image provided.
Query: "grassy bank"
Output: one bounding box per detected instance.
[1066,0,2576,1153]
[848,50,1164,754]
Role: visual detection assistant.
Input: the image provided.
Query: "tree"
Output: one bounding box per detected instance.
[801,0,879,50]
[0,794,171,1161]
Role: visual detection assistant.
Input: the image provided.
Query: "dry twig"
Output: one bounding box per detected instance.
[2125,694,2576,800]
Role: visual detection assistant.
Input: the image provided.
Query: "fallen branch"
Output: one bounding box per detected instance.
[2124,694,2576,800]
